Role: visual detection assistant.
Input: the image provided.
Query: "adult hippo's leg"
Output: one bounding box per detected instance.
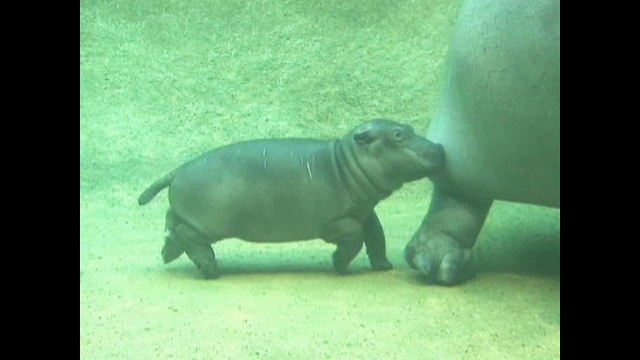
[362,211,393,271]
[405,189,490,284]
[405,0,559,285]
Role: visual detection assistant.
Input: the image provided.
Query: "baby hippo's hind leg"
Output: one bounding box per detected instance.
[164,209,221,279]
[162,210,185,263]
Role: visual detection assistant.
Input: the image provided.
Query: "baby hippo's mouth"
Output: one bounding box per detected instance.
[414,142,445,175]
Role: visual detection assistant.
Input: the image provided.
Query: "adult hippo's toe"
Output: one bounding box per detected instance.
[405,230,472,285]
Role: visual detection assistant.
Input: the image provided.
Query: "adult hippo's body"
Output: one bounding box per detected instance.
[139,120,444,279]
[404,0,560,284]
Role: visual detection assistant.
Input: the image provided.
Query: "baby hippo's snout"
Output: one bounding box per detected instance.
[399,136,445,182]
[420,141,445,172]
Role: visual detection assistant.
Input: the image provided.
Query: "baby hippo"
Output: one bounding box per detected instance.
[138,119,444,279]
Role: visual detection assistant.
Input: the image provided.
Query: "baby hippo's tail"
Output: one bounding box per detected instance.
[138,170,177,205]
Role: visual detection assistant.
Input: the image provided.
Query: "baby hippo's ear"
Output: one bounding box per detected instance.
[353,128,376,145]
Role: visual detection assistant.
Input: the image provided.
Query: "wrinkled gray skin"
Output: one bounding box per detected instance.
[404,0,560,285]
[139,119,444,279]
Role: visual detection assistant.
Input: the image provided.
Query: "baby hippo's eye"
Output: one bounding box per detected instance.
[392,129,404,141]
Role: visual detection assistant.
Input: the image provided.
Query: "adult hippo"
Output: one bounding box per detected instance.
[139,119,444,279]
[404,0,560,285]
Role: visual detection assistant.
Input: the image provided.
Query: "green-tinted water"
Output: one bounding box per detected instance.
[80,1,559,359]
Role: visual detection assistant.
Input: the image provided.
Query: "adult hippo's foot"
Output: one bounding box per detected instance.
[404,188,491,285]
